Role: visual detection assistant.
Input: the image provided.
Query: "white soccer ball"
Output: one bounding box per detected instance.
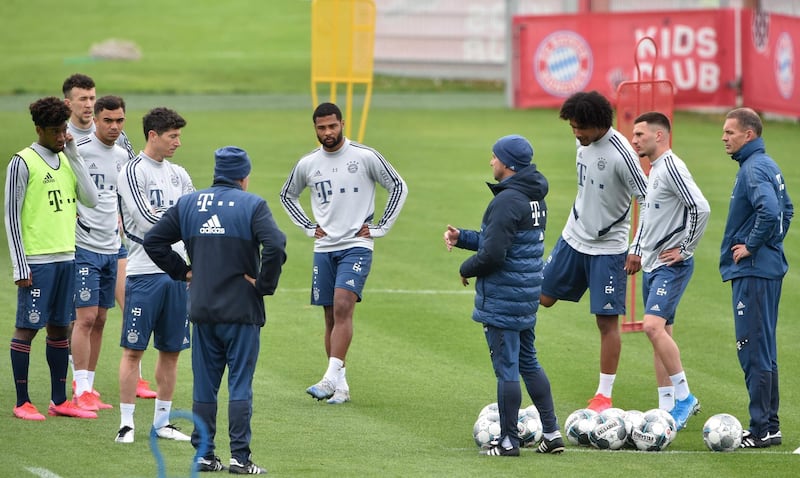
[646,408,678,441]
[631,409,675,451]
[600,407,626,421]
[589,414,628,450]
[565,408,598,446]
[478,402,500,423]
[518,407,543,446]
[521,404,541,422]
[702,413,743,452]
[623,410,646,447]
[473,414,502,448]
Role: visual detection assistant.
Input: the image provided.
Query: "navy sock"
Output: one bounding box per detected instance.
[10,338,32,407]
[45,336,70,405]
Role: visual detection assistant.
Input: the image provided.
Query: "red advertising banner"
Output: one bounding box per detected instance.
[741,10,799,117]
[513,10,738,109]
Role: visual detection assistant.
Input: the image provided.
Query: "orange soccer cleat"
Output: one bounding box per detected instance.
[73,391,100,411]
[586,393,612,413]
[13,402,46,421]
[48,400,98,419]
[136,378,158,399]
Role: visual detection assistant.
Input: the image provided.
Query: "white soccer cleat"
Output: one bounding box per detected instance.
[154,423,191,441]
[327,389,351,405]
[306,379,336,400]
[115,426,134,443]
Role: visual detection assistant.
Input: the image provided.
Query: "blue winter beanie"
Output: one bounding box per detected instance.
[214,146,251,180]
[492,135,533,171]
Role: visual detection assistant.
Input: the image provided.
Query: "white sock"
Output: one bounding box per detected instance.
[69,354,75,375]
[88,371,96,391]
[596,373,615,397]
[670,372,690,401]
[338,367,349,391]
[120,403,136,429]
[323,357,344,383]
[153,399,172,429]
[543,430,562,440]
[658,386,675,410]
[501,435,513,448]
[74,369,90,396]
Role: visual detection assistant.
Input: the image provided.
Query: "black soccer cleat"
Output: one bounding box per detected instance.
[196,455,226,472]
[536,436,565,454]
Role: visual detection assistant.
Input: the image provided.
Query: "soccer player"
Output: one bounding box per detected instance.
[444,135,563,457]
[280,102,408,404]
[719,107,793,448]
[629,112,710,429]
[70,96,132,412]
[5,96,99,420]
[144,146,286,474]
[62,73,157,399]
[115,107,194,443]
[540,91,648,412]
[63,73,136,157]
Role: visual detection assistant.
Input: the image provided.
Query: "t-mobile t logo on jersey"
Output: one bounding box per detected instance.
[149,189,164,208]
[47,189,67,212]
[314,180,334,204]
[577,162,588,186]
[197,192,215,211]
[529,200,545,227]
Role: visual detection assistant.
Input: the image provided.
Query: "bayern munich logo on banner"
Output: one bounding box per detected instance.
[775,32,794,100]
[534,31,593,97]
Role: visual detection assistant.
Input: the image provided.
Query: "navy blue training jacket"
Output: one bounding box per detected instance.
[144,178,287,325]
[457,165,548,331]
[719,137,793,282]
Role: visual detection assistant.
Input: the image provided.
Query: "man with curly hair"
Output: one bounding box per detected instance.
[5,96,99,420]
[539,91,648,412]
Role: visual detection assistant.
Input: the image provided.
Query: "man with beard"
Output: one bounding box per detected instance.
[280,102,408,405]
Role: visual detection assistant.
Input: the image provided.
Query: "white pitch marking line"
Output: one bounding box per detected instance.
[25,468,63,478]
[282,288,473,295]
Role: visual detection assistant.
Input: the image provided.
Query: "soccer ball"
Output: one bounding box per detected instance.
[565,408,598,446]
[623,410,646,447]
[518,407,543,446]
[703,413,743,452]
[521,404,541,422]
[478,402,500,423]
[600,407,626,421]
[646,408,678,440]
[631,409,675,451]
[589,414,628,450]
[473,414,502,448]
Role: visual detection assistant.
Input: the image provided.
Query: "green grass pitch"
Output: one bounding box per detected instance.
[1,1,798,477]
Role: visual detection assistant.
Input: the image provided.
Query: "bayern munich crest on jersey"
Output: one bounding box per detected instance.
[347,161,359,173]
[127,329,140,344]
[775,32,794,100]
[534,31,593,97]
